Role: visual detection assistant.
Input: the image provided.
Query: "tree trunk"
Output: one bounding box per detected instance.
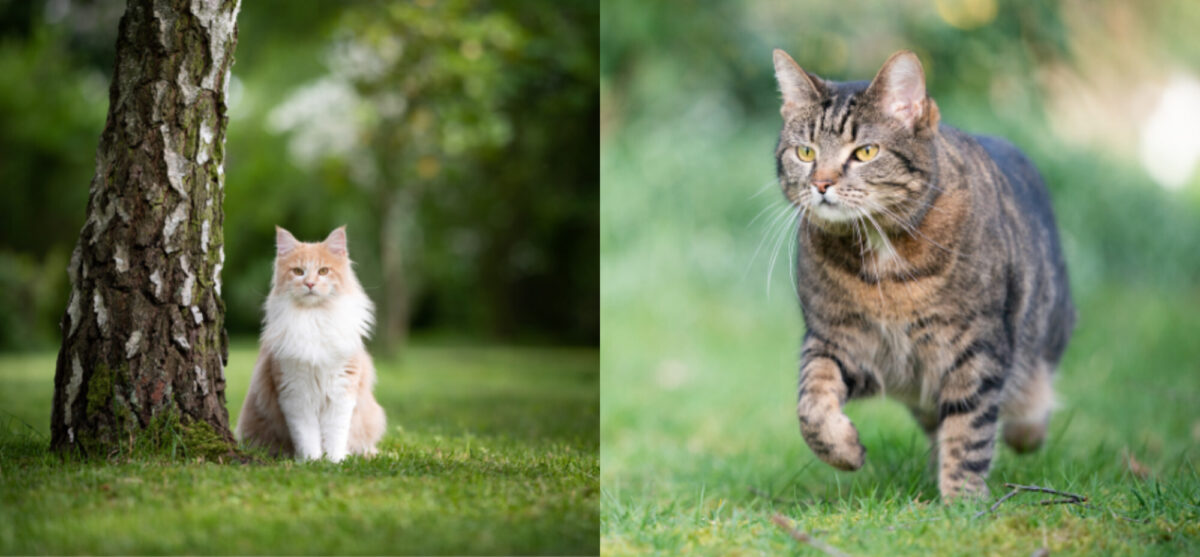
[50,0,240,456]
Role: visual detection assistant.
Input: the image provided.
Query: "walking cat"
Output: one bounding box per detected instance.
[771,49,1074,499]
[236,226,386,461]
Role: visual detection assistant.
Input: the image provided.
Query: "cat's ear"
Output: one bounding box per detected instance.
[276,226,299,256]
[773,49,825,117]
[324,226,348,256]
[866,50,938,131]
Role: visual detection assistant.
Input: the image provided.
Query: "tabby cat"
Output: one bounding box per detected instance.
[771,49,1075,499]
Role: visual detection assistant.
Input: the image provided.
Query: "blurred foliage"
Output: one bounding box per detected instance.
[0,0,598,350]
[601,0,1200,297]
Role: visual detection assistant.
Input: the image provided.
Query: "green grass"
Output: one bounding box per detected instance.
[0,342,599,555]
[600,109,1200,554]
[602,281,1200,555]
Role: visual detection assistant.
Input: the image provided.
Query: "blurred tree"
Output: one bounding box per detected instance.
[1,0,598,350]
[51,0,239,455]
[269,0,599,349]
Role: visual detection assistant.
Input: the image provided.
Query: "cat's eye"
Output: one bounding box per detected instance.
[318,267,330,276]
[291,267,304,276]
[854,144,880,162]
[795,145,816,162]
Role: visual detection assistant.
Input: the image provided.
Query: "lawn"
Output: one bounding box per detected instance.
[600,115,1200,554]
[0,342,599,555]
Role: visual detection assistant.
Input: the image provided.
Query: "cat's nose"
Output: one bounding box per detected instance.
[812,180,834,194]
[304,281,315,289]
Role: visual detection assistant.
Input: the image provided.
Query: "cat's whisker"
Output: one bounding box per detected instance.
[747,198,787,228]
[749,178,782,199]
[860,209,922,306]
[746,202,795,281]
[767,205,802,297]
[860,199,957,256]
[788,206,805,301]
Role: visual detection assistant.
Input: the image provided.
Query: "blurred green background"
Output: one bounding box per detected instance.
[601,0,1200,552]
[0,0,598,351]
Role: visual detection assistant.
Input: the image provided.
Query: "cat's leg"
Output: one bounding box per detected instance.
[935,345,1006,500]
[796,335,876,471]
[276,378,323,461]
[319,381,357,463]
[1001,360,1055,453]
[345,352,386,457]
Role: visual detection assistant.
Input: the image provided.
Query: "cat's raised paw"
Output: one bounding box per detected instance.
[800,412,866,471]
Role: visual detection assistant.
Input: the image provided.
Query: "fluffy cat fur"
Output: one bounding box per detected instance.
[236,226,385,461]
[771,49,1074,499]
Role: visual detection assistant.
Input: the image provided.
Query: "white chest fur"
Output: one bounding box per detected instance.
[260,291,373,461]
[262,292,371,367]
[862,319,943,407]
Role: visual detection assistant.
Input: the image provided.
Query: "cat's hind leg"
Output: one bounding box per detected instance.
[935,347,1007,500]
[346,351,386,458]
[1001,360,1055,454]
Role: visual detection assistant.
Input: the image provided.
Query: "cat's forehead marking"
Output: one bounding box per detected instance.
[278,243,343,270]
[809,80,871,142]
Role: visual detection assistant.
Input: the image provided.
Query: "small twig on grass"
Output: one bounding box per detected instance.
[1036,497,1087,507]
[770,514,852,557]
[974,483,1087,519]
[973,486,1022,518]
[1003,483,1087,502]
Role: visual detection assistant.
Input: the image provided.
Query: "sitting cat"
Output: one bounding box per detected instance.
[236,226,386,461]
[771,49,1075,499]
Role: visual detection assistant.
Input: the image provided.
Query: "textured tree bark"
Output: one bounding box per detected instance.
[50,0,240,456]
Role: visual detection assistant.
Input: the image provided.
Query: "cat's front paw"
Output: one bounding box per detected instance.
[800,411,866,471]
[294,442,323,462]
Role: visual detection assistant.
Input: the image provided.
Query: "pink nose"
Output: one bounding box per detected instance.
[304,282,315,289]
[812,180,834,194]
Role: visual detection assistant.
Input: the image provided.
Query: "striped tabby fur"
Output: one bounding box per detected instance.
[771,49,1075,499]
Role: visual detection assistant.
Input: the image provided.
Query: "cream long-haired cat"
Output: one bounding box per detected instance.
[236,226,385,461]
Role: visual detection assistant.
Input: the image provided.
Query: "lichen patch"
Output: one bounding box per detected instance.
[125,330,143,359]
[163,202,189,251]
[150,270,164,300]
[161,124,190,199]
[67,289,81,338]
[114,244,129,273]
[201,220,210,253]
[195,365,209,395]
[179,255,195,306]
[93,291,109,335]
[65,355,84,426]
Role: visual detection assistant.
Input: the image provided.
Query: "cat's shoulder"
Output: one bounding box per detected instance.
[939,125,1043,184]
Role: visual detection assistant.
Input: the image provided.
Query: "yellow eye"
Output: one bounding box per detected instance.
[854,144,879,162]
[795,145,816,162]
[291,267,304,276]
[318,267,330,276]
